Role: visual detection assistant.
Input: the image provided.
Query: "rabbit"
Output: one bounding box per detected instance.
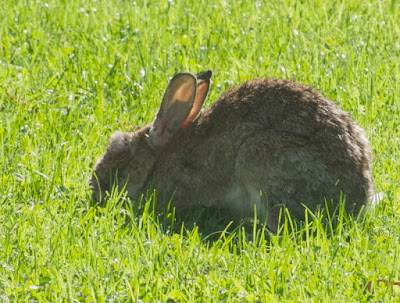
[90,70,374,232]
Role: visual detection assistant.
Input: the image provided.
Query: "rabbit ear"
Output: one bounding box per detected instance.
[149,72,197,147]
[181,70,212,127]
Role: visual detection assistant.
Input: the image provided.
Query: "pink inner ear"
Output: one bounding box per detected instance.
[148,73,197,147]
[181,79,210,127]
[181,119,191,128]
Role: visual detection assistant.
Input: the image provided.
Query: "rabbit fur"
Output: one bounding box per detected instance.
[90,70,373,231]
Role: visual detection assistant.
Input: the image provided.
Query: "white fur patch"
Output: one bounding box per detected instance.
[368,192,384,210]
[360,132,370,145]
[224,185,266,218]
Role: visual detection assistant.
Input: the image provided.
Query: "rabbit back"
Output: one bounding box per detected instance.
[152,78,373,227]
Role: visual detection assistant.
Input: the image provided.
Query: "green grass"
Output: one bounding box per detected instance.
[1,0,399,301]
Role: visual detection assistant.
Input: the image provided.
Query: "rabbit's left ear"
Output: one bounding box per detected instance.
[181,70,212,127]
[149,72,197,147]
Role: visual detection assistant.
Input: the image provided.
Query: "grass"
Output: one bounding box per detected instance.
[0,0,399,301]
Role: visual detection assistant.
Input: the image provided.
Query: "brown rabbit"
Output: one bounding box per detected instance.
[90,70,373,231]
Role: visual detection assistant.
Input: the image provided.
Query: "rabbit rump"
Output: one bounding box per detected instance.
[90,70,373,232]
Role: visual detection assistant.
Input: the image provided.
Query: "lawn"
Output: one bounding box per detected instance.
[0,0,399,301]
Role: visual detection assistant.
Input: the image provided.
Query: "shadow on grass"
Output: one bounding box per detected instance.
[89,186,382,246]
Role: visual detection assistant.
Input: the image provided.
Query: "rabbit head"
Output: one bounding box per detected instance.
[90,70,212,203]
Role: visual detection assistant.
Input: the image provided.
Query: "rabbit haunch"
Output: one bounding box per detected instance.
[91,71,373,231]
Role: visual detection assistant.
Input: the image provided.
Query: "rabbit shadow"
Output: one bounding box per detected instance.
[91,187,371,247]
[97,196,268,244]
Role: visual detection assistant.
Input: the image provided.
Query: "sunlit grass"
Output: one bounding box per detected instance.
[0,0,399,301]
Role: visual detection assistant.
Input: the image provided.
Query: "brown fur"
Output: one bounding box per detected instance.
[90,75,373,232]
